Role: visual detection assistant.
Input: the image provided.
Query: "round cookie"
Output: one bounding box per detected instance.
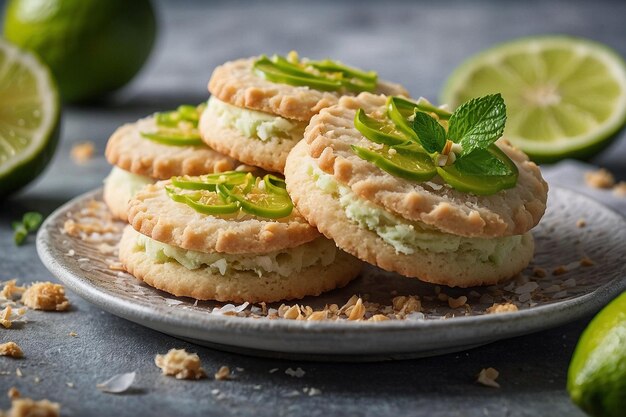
[103,112,239,220]
[294,93,548,238]
[202,57,410,173]
[119,227,360,303]
[105,114,237,180]
[123,174,363,302]
[208,57,409,122]
[285,140,534,287]
[284,93,548,287]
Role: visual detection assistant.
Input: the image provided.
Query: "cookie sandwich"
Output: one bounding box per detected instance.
[104,104,238,220]
[120,171,362,302]
[200,52,409,173]
[285,92,548,287]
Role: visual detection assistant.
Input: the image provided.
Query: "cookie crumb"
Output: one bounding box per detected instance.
[285,367,306,378]
[613,181,626,197]
[155,349,206,380]
[21,282,70,311]
[532,267,547,278]
[477,367,500,388]
[214,366,231,381]
[16,368,23,377]
[576,218,586,228]
[486,303,518,314]
[69,332,77,337]
[0,280,26,300]
[70,141,95,164]
[448,296,467,309]
[580,257,595,267]
[7,387,20,400]
[0,342,23,358]
[5,397,60,417]
[268,368,279,374]
[552,265,568,276]
[585,168,615,189]
[0,306,13,328]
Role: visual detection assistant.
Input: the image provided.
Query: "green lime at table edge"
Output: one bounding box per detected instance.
[568,291,626,417]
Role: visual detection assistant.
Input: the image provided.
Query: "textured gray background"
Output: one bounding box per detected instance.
[1,0,626,416]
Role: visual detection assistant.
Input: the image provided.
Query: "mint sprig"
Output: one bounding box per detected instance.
[447,93,506,156]
[412,111,446,154]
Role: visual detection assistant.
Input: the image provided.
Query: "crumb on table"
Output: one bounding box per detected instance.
[214,366,231,381]
[70,141,95,164]
[21,282,70,312]
[0,341,23,358]
[155,349,206,380]
[3,397,60,417]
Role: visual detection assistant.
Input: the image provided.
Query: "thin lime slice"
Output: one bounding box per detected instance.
[441,36,626,162]
[0,39,60,196]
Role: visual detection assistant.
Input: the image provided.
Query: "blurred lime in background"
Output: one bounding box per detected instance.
[0,39,59,196]
[3,0,157,103]
[441,36,626,163]
[568,291,626,417]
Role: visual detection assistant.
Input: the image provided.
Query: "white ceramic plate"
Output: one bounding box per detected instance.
[37,187,626,361]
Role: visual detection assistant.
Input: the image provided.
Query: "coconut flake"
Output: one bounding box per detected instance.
[96,372,136,394]
[212,302,249,315]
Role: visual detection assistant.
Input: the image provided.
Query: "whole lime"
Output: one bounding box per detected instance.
[568,291,626,417]
[3,0,157,103]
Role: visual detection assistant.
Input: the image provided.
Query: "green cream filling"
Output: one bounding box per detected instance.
[134,230,337,277]
[311,166,524,263]
[104,167,153,199]
[207,96,306,141]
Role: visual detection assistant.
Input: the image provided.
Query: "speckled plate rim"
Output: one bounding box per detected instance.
[37,187,626,360]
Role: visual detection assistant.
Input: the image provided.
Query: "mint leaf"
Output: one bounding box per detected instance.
[412,111,446,154]
[23,212,43,231]
[454,149,514,176]
[448,94,506,156]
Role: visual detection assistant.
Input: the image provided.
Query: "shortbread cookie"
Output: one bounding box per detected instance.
[199,97,304,173]
[127,181,319,254]
[103,167,154,221]
[120,227,359,303]
[123,171,362,302]
[202,56,410,173]
[295,93,548,238]
[105,115,237,179]
[284,93,548,286]
[285,140,534,287]
[208,57,409,122]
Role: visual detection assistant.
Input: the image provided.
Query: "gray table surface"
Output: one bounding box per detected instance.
[1,1,625,416]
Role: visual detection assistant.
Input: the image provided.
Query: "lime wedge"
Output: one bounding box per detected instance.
[441,36,626,163]
[0,39,60,196]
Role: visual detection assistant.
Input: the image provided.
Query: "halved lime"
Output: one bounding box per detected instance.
[568,291,626,417]
[0,39,60,196]
[441,36,626,163]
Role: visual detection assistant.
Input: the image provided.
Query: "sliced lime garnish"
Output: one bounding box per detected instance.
[437,145,518,195]
[351,144,436,182]
[354,108,408,145]
[253,54,377,93]
[165,187,239,215]
[140,131,203,146]
[171,172,250,190]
